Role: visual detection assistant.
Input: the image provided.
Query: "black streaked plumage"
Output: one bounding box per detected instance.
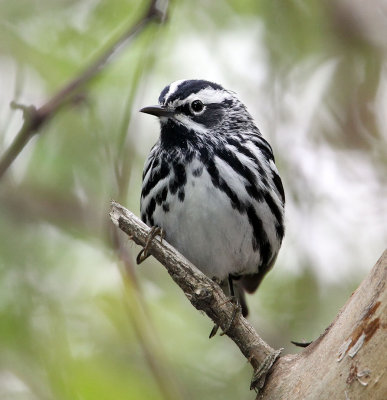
[140,79,285,317]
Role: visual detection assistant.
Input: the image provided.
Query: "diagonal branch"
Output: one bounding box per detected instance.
[110,201,387,397]
[109,200,282,391]
[0,0,168,180]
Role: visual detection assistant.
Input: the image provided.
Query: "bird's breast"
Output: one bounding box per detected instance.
[140,154,282,280]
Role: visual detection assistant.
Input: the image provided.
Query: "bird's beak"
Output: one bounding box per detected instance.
[140,105,175,118]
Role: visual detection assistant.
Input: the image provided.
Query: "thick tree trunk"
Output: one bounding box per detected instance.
[110,201,386,399]
[258,250,386,400]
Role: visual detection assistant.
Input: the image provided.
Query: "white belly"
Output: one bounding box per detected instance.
[147,160,262,280]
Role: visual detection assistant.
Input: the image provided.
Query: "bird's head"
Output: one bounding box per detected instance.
[140,79,255,143]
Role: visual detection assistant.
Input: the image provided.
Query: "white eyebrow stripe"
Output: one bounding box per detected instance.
[164,79,185,103]
[171,88,233,107]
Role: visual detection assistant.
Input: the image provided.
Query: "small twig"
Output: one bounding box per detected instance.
[0,0,168,179]
[109,200,282,392]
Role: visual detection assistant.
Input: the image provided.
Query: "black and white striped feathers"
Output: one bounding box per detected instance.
[140,79,285,310]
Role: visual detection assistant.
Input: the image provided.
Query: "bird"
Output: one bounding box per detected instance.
[139,79,285,331]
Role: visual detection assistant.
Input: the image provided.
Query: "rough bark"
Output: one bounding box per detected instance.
[109,200,387,398]
[258,248,386,400]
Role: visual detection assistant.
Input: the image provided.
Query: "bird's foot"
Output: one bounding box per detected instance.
[136,226,165,264]
[209,296,242,338]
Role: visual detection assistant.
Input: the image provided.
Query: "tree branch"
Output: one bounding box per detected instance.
[110,201,387,397]
[257,249,386,400]
[0,0,168,180]
[109,200,282,391]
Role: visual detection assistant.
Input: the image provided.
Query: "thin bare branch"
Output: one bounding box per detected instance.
[109,200,282,391]
[0,0,168,179]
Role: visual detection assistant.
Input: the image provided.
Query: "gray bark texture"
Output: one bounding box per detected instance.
[258,248,386,399]
[110,200,387,399]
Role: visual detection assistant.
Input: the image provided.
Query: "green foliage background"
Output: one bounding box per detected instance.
[0,1,386,399]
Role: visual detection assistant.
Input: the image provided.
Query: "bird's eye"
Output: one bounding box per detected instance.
[190,100,204,114]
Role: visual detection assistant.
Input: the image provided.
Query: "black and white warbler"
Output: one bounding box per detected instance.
[139,79,285,322]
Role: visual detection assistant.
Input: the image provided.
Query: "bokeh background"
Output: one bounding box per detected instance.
[0,1,386,399]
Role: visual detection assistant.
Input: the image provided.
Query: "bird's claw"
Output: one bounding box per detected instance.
[291,340,312,348]
[220,298,241,336]
[136,226,165,264]
[209,324,219,339]
[209,296,241,338]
